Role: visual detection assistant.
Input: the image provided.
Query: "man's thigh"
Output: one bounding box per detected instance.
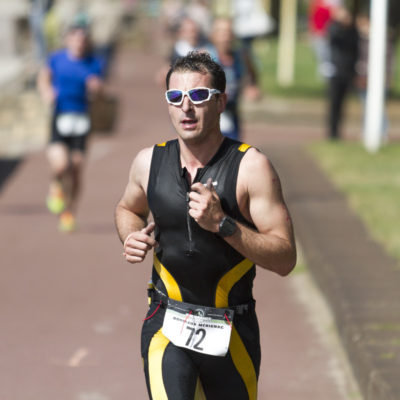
[197,310,261,400]
[141,305,200,399]
[46,142,70,172]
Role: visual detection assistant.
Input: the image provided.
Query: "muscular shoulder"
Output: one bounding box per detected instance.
[129,146,154,192]
[237,147,282,208]
[239,148,278,187]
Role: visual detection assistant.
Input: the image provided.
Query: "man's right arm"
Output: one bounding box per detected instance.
[37,66,56,105]
[115,146,157,263]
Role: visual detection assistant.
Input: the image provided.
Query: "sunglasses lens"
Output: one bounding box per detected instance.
[189,88,209,102]
[167,90,183,104]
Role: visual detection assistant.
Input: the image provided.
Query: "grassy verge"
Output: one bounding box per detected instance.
[253,36,400,98]
[308,141,400,264]
[253,35,325,98]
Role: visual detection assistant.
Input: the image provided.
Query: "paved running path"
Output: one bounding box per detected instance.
[0,44,361,399]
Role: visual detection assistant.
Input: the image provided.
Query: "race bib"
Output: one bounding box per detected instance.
[162,299,234,357]
[56,113,90,137]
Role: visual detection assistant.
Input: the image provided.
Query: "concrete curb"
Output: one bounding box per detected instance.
[267,144,400,400]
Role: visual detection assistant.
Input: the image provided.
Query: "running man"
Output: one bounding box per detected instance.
[115,51,296,399]
[38,22,104,232]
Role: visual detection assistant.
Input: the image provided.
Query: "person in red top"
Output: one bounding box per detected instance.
[309,0,332,36]
[309,0,341,79]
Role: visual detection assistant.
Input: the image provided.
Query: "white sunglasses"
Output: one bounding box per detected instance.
[165,87,221,105]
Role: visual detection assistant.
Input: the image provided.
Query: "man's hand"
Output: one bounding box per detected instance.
[123,222,157,263]
[188,178,225,232]
[42,86,56,105]
[86,75,103,94]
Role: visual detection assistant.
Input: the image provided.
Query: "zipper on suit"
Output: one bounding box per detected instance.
[185,192,194,256]
[182,169,194,257]
[182,168,207,257]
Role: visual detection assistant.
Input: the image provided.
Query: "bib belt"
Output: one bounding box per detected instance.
[149,287,255,316]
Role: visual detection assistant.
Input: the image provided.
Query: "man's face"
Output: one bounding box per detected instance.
[212,19,233,52]
[167,71,225,145]
[66,28,89,58]
[179,19,199,47]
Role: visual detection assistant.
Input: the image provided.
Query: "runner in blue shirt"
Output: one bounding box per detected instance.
[38,22,104,232]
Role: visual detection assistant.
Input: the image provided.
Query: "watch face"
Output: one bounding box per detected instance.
[219,216,237,237]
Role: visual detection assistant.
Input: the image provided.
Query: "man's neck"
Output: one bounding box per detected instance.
[66,49,83,60]
[179,133,225,178]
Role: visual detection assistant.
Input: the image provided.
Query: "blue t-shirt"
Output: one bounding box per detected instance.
[48,49,103,113]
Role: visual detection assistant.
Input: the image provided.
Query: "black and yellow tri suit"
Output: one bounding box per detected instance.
[141,138,260,400]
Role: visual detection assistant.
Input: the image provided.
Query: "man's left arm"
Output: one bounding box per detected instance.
[86,58,105,95]
[189,148,296,276]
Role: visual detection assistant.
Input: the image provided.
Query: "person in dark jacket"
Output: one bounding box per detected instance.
[327,6,359,140]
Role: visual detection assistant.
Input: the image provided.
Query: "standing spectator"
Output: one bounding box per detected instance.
[185,0,213,40]
[308,0,341,79]
[170,17,207,65]
[327,6,359,140]
[205,17,253,141]
[37,23,104,232]
[231,0,273,101]
[155,17,207,86]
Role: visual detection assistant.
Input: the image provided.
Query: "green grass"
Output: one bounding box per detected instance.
[253,35,325,98]
[308,141,400,263]
[292,248,307,275]
[253,35,400,98]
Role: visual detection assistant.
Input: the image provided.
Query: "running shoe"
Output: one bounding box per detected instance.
[58,211,76,233]
[46,183,66,214]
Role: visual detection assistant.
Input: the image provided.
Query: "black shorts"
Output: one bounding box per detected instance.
[50,112,90,152]
[141,300,261,400]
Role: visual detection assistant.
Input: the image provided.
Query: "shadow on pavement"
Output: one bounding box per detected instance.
[0,203,47,216]
[0,158,21,193]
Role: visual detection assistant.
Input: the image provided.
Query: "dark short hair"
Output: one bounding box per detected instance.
[166,51,226,92]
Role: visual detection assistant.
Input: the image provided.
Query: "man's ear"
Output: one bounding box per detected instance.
[217,93,227,114]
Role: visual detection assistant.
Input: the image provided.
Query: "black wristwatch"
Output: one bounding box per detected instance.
[218,216,237,237]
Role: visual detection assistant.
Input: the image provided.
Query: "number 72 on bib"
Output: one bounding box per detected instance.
[161,300,234,357]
